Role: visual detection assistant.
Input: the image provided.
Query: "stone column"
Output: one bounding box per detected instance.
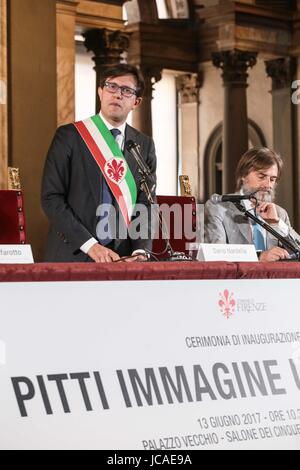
[56,0,80,126]
[212,49,257,193]
[83,28,131,113]
[131,66,162,137]
[265,57,296,224]
[0,0,7,189]
[176,73,201,197]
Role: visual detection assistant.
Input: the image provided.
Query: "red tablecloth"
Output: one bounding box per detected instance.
[236,261,300,279]
[0,261,236,282]
[0,261,300,282]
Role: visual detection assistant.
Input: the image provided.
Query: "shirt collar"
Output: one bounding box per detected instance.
[99,112,126,137]
[240,188,254,211]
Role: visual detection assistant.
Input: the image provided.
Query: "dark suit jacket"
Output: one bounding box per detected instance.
[41,122,157,262]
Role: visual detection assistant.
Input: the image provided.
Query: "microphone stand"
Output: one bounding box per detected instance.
[127,142,192,261]
[234,201,300,260]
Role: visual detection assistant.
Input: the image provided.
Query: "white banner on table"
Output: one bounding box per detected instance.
[0,279,300,450]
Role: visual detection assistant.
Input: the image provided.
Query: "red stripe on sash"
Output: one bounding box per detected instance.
[74,121,130,226]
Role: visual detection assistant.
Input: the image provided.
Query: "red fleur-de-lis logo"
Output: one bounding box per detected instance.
[218,289,236,319]
[105,158,127,184]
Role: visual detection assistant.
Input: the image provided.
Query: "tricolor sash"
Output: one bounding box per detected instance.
[74,115,137,226]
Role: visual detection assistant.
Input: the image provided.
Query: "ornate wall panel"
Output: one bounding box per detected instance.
[57,0,80,126]
[76,0,124,30]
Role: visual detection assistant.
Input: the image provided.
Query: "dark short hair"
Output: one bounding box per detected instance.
[100,64,145,98]
[236,147,283,190]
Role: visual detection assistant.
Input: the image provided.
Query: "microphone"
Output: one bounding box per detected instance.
[210,193,257,204]
[126,140,152,178]
[126,140,156,197]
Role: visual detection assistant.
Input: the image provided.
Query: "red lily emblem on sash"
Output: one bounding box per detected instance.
[105,158,127,184]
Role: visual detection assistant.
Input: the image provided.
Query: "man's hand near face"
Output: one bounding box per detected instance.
[257,202,280,224]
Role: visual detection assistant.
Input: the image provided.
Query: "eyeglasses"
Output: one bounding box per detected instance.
[104,81,137,98]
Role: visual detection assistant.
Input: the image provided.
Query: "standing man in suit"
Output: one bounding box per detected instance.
[42,64,156,262]
[205,147,300,262]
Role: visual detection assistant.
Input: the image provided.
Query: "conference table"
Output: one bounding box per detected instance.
[1,261,300,450]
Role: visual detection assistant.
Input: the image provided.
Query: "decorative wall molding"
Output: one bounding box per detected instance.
[265,57,296,90]
[84,27,130,67]
[176,73,201,104]
[56,0,80,16]
[139,65,162,99]
[212,49,258,86]
[76,0,124,30]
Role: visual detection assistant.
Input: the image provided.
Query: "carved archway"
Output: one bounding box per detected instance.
[204,119,267,199]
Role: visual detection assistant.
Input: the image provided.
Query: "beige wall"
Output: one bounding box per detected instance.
[198,61,223,200]
[248,58,273,148]
[180,101,199,197]
[8,0,57,261]
[0,0,7,189]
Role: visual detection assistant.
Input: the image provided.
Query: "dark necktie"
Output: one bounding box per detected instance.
[97,128,121,245]
[110,127,121,142]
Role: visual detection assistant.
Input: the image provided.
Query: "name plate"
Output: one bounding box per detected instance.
[188,243,258,262]
[0,245,34,264]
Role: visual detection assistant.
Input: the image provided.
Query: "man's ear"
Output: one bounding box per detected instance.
[98,86,103,102]
[134,97,142,108]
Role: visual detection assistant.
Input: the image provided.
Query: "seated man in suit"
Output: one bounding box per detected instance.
[42,64,156,263]
[205,147,300,262]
